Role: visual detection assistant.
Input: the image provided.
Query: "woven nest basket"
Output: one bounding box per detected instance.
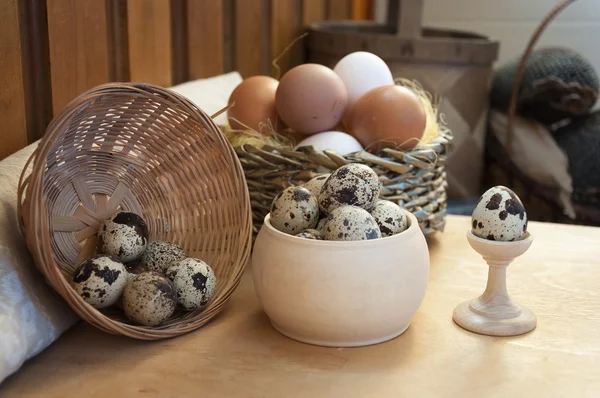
[233,128,453,236]
[17,83,253,340]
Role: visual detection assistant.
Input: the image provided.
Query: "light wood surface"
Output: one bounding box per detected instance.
[4,215,599,397]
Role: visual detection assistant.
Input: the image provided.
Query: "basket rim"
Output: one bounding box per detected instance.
[17,82,253,340]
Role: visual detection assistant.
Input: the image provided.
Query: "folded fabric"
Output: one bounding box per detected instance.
[0,72,243,384]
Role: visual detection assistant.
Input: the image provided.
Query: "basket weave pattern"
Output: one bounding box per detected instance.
[18,83,253,340]
[235,129,453,235]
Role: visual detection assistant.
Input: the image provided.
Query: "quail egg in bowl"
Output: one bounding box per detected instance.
[251,209,429,348]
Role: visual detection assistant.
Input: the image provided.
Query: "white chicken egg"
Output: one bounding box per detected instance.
[370,200,408,237]
[333,51,394,108]
[303,174,330,198]
[270,186,319,235]
[72,255,128,308]
[323,205,381,241]
[122,271,177,326]
[319,163,380,214]
[296,131,364,155]
[471,186,528,242]
[166,258,217,311]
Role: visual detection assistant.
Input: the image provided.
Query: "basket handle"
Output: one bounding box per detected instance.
[505,0,578,155]
[386,0,423,38]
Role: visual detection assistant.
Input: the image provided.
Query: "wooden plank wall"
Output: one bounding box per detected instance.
[0,0,371,161]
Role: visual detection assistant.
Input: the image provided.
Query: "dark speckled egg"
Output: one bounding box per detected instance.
[471,186,528,242]
[270,186,319,235]
[141,241,187,273]
[319,164,380,214]
[370,200,407,237]
[295,229,323,240]
[122,272,177,326]
[72,254,128,308]
[323,205,381,241]
[98,211,149,263]
[166,258,217,311]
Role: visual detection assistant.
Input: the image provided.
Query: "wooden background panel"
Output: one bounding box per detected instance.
[187,0,225,79]
[303,0,327,25]
[234,0,270,77]
[270,0,303,78]
[327,0,353,20]
[127,0,172,87]
[46,0,111,114]
[0,0,28,160]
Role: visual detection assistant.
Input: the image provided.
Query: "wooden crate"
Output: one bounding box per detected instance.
[306,0,499,199]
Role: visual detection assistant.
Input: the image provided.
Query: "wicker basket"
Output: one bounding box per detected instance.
[235,129,453,236]
[485,0,600,227]
[17,83,253,340]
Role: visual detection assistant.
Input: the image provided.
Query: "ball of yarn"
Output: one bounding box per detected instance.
[554,110,600,190]
[491,47,599,125]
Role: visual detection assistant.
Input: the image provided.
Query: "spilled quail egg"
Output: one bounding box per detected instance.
[319,163,380,214]
[98,211,149,262]
[141,241,187,273]
[166,258,217,311]
[270,186,319,235]
[72,255,128,309]
[323,205,382,241]
[303,174,330,198]
[371,200,408,237]
[471,186,528,242]
[315,217,327,234]
[295,229,323,240]
[122,271,177,326]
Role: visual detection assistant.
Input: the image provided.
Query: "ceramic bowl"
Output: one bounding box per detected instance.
[251,209,430,347]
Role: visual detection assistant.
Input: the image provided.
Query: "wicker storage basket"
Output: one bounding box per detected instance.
[306,0,498,200]
[17,83,253,340]
[235,128,453,237]
[485,0,600,227]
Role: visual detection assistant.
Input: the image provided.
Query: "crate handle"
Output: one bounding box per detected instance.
[506,0,578,155]
[386,0,423,38]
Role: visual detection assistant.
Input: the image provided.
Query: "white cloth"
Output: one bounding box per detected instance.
[0,73,242,384]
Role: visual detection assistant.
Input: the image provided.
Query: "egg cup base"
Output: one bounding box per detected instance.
[452,300,537,337]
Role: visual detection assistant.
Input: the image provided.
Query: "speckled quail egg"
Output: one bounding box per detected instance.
[270,186,319,235]
[124,260,149,281]
[166,258,217,311]
[72,255,128,309]
[98,211,149,262]
[319,164,380,214]
[370,200,408,237]
[122,271,177,326]
[315,217,327,233]
[303,174,331,198]
[295,229,323,240]
[140,241,187,273]
[323,205,382,241]
[471,186,528,242]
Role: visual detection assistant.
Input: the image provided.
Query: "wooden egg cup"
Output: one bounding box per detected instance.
[453,230,536,337]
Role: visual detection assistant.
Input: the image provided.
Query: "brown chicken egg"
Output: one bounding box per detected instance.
[347,85,426,152]
[275,64,348,135]
[227,76,281,132]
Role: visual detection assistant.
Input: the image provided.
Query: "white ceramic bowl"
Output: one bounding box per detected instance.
[251,209,430,347]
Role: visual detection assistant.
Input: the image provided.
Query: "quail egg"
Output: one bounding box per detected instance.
[319,164,380,214]
[471,186,528,242]
[98,211,149,262]
[122,271,177,326]
[370,200,408,237]
[141,241,187,273]
[124,260,149,281]
[295,229,323,240]
[323,205,382,241]
[315,217,327,233]
[270,186,319,235]
[303,174,330,198]
[72,255,128,309]
[166,258,217,311]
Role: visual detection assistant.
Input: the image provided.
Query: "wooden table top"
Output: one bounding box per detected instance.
[3,215,600,397]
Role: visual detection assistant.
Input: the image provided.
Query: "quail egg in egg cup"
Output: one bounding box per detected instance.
[251,209,429,348]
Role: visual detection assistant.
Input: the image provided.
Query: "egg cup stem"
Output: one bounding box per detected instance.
[452,231,537,337]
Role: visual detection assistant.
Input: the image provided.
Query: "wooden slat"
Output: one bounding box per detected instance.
[271,0,303,78]
[0,0,28,159]
[106,0,129,81]
[303,0,326,25]
[235,0,269,77]
[327,0,353,20]
[127,0,172,87]
[187,0,224,79]
[46,0,111,113]
[170,0,188,84]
